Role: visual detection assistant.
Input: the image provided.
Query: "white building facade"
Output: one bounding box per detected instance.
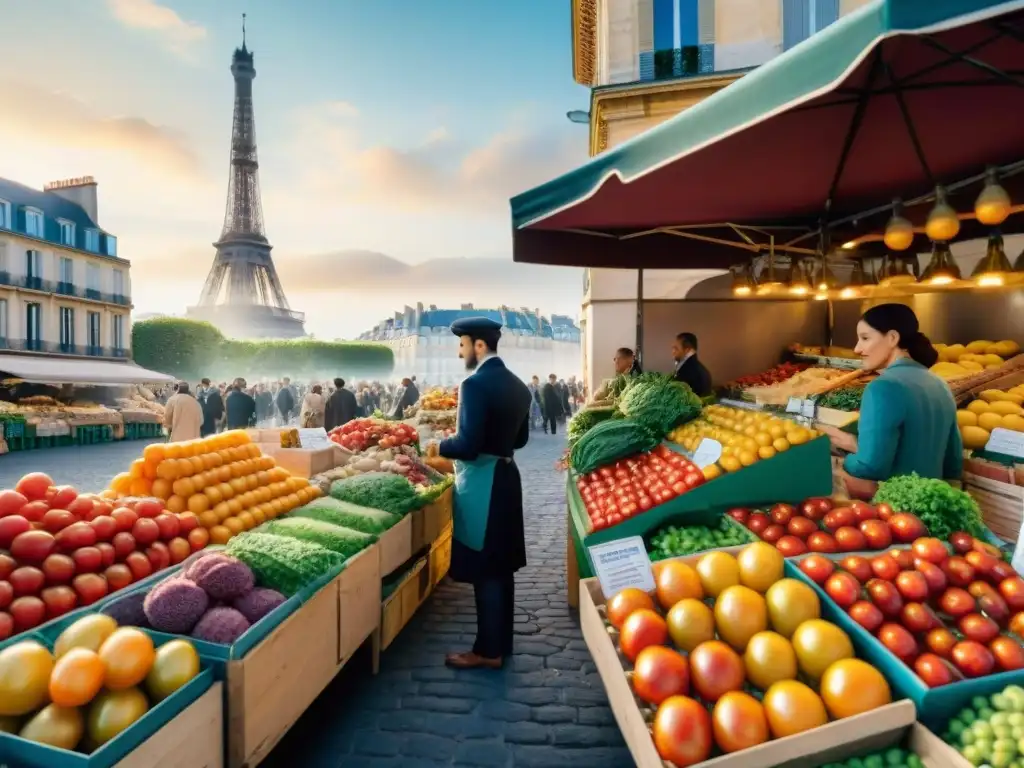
[358,304,581,387]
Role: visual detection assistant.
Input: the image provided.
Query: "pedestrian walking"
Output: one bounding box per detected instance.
[541,375,562,435]
[226,378,257,429]
[300,384,326,428]
[164,382,203,442]
[428,316,531,669]
[325,378,358,431]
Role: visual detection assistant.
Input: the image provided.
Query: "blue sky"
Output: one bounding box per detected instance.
[0,0,589,336]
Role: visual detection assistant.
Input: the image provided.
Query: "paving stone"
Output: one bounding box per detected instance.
[479,699,532,722]
[402,695,479,714]
[453,741,513,767]
[532,705,576,724]
[503,721,551,745]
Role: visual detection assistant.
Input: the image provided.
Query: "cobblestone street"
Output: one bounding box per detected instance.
[0,432,628,767]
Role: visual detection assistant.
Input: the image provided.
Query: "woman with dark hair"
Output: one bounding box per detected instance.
[821,303,962,497]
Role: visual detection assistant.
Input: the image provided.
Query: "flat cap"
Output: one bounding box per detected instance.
[450,316,503,337]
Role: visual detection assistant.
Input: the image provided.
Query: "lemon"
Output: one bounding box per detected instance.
[956,410,978,428]
[967,400,992,415]
[961,426,991,450]
[738,450,758,467]
[773,437,791,452]
[758,445,777,460]
[1001,414,1024,433]
[720,455,742,473]
[702,464,722,481]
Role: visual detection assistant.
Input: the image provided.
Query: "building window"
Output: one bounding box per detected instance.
[60,257,74,285]
[24,208,44,238]
[0,299,7,341]
[87,311,101,349]
[25,250,41,279]
[87,263,101,295]
[783,0,839,50]
[0,200,10,230]
[25,302,41,346]
[59,220,75,247]
[112,314,124,350]
[59,307,75,348]
[112,269,125,298]
[105,236,118,258]
[84,229,100,252]
[0,241,7,274]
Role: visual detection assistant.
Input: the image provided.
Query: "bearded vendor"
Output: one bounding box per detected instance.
[427,316,533,670]
[820,303,963,499]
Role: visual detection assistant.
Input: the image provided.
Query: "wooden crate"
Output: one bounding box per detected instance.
[429,522,453,588]
[226,576,341,768]
[965,472,1024,542]
[115,683,224,768]
[379,557,431,651]
[257,445,340,478]
[378,514,413,577]
[412,487,454,553]
[337,546,382,665]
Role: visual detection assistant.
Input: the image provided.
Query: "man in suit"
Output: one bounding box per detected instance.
[428,317,532,670]
[325,377,358,431]
[225,378,257,429]
[672,332,713,397]
[200,380,224,437]
[540,374,562,434]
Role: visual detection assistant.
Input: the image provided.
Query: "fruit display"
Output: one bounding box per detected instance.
[958,385,1024,450]
[797,531,1024,686]
[602,543,893,767]
[731,498,929,557]
[648,518,757,561]
[670,404,817,477]
[872,473,987,542]
[731,367,860,406]
[726,362,810,389]
[816,387,864,412]
[328,418,419,452]
[932,339,1021,380]
[109,431,321,547]
[320,444,439,486]
[576,445,707,533]
[0,478,211,642]
[940,683,1024,767]
[416,388,458,412]
[0,614,200,753]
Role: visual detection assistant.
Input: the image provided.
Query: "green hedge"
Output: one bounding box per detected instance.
[132,318,394,381]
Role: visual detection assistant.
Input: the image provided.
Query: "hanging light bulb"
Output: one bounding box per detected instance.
[879,254,917,287]
[884,199,915,251]
[925,186,961,242]
[730,263,755,296]
[971,232,1013,287]
[920,241,961,285]
[840,259,872,299]
[975,167,1012,226]
[756,253,782,295]
[812,256,837,292]
[786,257,812,296]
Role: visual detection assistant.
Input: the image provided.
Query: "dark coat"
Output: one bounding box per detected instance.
[255,391,273,420]
[440,358,532,583]
[540,382,561,417]
[391,383,419,419]
[201,389,224,436]
[325,388,358,432]
[226,389,256,429]
[275,387,295,419]
[674,355,713,397]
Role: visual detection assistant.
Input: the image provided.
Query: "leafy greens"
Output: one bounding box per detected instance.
[872,473,986,541]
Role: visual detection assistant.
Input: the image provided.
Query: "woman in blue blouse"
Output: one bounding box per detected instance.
[821,303,963,498]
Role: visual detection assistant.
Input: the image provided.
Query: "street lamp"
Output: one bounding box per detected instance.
[566,110,590,124]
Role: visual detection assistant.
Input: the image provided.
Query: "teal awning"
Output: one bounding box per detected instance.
[511,0,1024,268]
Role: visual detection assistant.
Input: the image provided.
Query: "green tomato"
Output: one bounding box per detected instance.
[961,745,981,766]
[906,756,923,768]
[996,726,1014,740]
[977,697,995,711]
[993,713,1012,728]
[961,730,976,746]
[976,723,996,741]
[974,738,993,757]
[963,710,979,725]
[982,708,998,722]
[952,721,967,737]
[884,748,906,766]
[994,738,1017,753]
[847,758,866,768]
[994,751,1017,768]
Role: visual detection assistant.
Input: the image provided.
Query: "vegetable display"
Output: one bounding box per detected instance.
[261,518,377,560]
[0,478,214,642]
[726,362,810,390]
[732,498,929,557]
[225,532,345,596]
[108,431,320,546]
[605,542,892,766]
[576,445,706,533]
[819,746,924,768]
[798,531,1024,686]
[648,518,757,561]
[816,387,864,412]
[0,614,199,753]
[872,473,986,542]
[568,418,660,475]
[567,407,616,445]
[940,684,1024,767]
[615,373,703,436]
[292,497,401,534]
[329,472,426,517]
[329,418,419,453]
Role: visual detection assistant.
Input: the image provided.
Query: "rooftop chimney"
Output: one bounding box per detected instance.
[44,177,99,225]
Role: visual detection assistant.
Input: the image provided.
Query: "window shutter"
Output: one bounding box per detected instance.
[698,0,715,44]
[783,0,810,50]
[815,0,839,31]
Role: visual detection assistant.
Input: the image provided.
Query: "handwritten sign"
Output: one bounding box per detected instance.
[588,536,656,599]
[692,438,723,469]
[297,427,332,450]
[986,428,1024,460]
[801,399,817,419]
[786,397,802,414]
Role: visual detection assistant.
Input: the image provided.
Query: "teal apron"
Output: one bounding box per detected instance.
[452,455,505,551]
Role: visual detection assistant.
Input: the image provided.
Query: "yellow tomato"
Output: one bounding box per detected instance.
[0,641,54,716]
[819,659,891,719]
[762,680,829,738]
[666,599,715,653]
[714,585,768,652]
[743,631,798,691]
[791,620,854,679]
[765,579,821,638]
[696,551,740,598]
[736,542,785,593]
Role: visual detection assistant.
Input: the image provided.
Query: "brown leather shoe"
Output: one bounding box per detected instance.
[444,651,503,670]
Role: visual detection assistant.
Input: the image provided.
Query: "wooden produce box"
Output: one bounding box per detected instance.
[116,683,224,768]
[964,471,1024,543]
[257,444,341,478]
[579,549,918,768]
[379,556,431,651]
[378,514,414,577]
[337,546,383,665]
[794,722,966,767]
[226,574,343,768]
[429,522,453,588]
[412,486,454,553]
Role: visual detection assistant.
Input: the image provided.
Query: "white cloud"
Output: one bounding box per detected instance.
[105,0,206,59]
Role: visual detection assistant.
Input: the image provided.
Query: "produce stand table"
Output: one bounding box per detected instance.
[114,682,224,768]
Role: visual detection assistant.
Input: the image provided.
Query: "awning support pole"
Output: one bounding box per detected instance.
[636,269,644,366]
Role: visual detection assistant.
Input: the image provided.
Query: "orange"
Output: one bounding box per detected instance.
[762,681,828,738]
[165,495,187,514]
[189,456,205,475]
[49,648,105,707]
[142,460,158,480]
[187,494,210,515]
[172,478,196,498]
[164,444,183,460]
[190,472,208,491]
[213,502,232,521]
[128,477,151,497]
[223,517,244,535]
[204,485,224,505]
[237,511,256,530]
[209,525,232,544]
[819,659,891,719]
[175,458,194,478]
[98,628,155,690]
[143,444,166,463]
[150,478,173,500]
[109,473,132,494]
[129,460,147,479]
[156,461,180,481]
[206,452,224,468]
[197,510,219,529]
[655,561,704,610]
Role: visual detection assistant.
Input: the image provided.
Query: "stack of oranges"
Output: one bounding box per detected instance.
[107,430,322,544]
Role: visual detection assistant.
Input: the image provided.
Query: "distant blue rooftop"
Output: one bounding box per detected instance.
[0,177,121,261]
[359,307,580,342]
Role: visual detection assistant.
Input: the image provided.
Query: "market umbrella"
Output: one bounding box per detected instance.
[511,0,1024,269]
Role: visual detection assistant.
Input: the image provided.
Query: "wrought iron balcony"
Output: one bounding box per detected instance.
[111,347,129,358]
[0,339,131,358]
[85,288,102,300]
[56,281,76,296]
[0,274,130,306]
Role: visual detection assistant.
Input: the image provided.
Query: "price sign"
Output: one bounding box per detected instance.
[786,397,802,414]
[801,399,817,419]
[588,536,656,600]
[1012,534,1024,578]
[986,428,1024,460]
[692,438,723,469]
[297,427,332,450]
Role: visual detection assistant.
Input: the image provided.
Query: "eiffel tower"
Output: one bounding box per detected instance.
[187,16,305,339]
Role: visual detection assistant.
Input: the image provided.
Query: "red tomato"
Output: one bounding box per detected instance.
[72,573,108,606]
[925,628,958,658]
[852,503,878,523]
[894,571,929,602]
[912,538,948,565]
[90,516,117,542]
[870,555,901,582]
[55,522,97,552]
[0,612,11,640]
[41,510,77,533]
[991,560,1017,583]
[866,579,903,618]
[95,543,115,569]
[110,507,139,533]
[154,514,180,541]
[0,581,11,610]
[131,518,160,546]
[0,516,32,549]
[825,572,861,609]
[0,490,28,518]
[999,577,1024,611]
[799,555,834,585]
[949,532,975,554]
[786,517,818,540]
[889,549,916,570]
[875,502,894,521]
[619,609,668,661]
[951,641,996,678]
[653,696,713,767]
[878,623,919,663]
[939,587,976,618]
[823,507,855,532]
[134,498,164,519]
[800,497,832,521]
[835,526,867,552]
[0,554,13,580]
[15,472,54,501]
[859,520,892,550]
[848,600,884,633]
[40,585,78,619]
[9,596,46,632]
[806,531,838,553]
[104,564,133,591]
[914,653,962,688]
[111,532,136,561]
[689,641,745,702]
[177,512,199,534]
[775,536,807,558]
[888,514,927,544]
[65,496,96,520]
[941,556,975,588]
[18,501,49,523]
[839,556,872,583]
[72,547,103,574]
[761,525,785,544]
[167,538,191,565]
[146,542,171,572]
[901,603,942,634]
[632,646,690,704]
[41,554,75,585]
[9,566,45,596]
[46,485,78,510]
[990,636,1024,671]
[770,504,795,526]
[915,561,948,597]
[959,613,1000,644]
[746,514,770,534]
